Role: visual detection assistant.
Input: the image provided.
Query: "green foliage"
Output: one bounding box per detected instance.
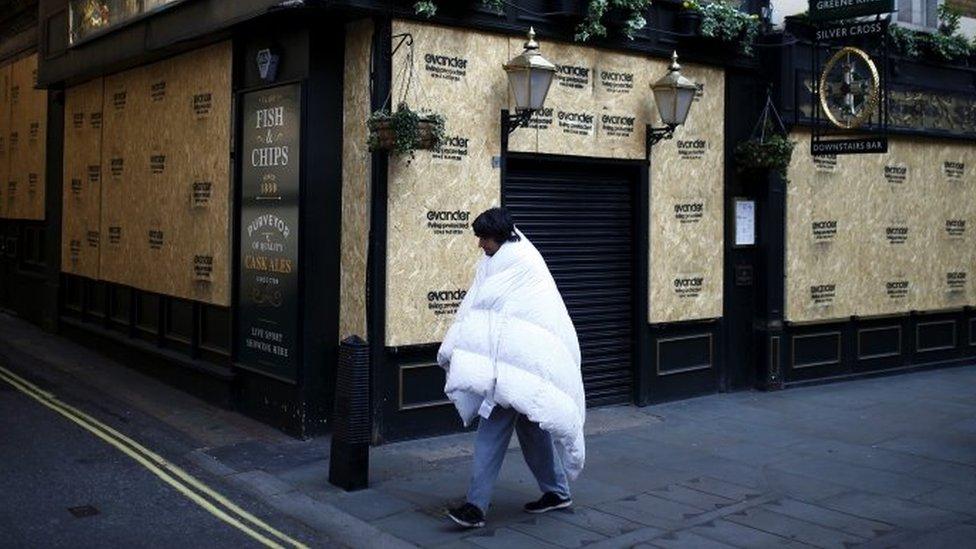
[920,31,971,63]
[734,134,795,177]
[368,103,446,158]
[887,5,974,65]
[937,2,962,35]
[414,1,437,18]
[887,24,921,58]
[414,0,505,17]
[574,0,653,42]
[681,0,701,11]
[699,1,760,56]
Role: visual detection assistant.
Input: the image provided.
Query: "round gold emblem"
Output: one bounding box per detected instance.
[818,47,880,130]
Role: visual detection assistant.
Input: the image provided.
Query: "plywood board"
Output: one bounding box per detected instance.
[339,20,373,341]
[648,63,725,323]
[0,62,11,218]
[385,21,507,346]
[100,42,232,306]
[61,78,104,278]
[6,54,47,220]
[786,132,976,322]
[99,65,145,289]
[165,41,232,305]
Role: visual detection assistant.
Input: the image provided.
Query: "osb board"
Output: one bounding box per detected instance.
[785,132,976,322]
[5,54,48,220]
[164,40,232,306]
[383,21,727,344]
[339,19,373,341]
[0,62,10,218]
[648,64,725,323]
[506,40,660,160]
[61,78,104,278]
[385,21,507,346]
[98,42,232,306]
[99,66,145,289]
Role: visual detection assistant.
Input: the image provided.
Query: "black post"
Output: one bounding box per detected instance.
[366,16,392,445]
[759,170,786,389]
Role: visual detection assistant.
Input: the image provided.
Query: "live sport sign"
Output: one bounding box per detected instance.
[810,0,893,21]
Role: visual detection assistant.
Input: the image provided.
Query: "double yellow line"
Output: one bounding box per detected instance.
[0,364,308,549]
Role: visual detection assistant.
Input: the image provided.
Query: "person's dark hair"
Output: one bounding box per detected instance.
[472,207,521,244]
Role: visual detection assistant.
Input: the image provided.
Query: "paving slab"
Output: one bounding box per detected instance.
[762,498,894,539]
[508,515,607,548]
[690,519,812,548]
[912,486,976,518]
[725,506,866,549]
[644,530,739,549]
[817,491,965,531]
[646,484,737,511]
[768,455,938,498]
[678,476,763,503]
[464,527,563,549]
[549,507,646,538]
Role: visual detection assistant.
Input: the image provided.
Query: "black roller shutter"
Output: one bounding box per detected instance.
[504,159,636,406]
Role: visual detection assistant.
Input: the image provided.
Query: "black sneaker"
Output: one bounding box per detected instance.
[447,503,485,528]
[524,492,573,514]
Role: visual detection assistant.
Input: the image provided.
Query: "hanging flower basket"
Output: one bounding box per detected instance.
[734,91,795,178]
[735,134,795,177]
[368,102,446,156]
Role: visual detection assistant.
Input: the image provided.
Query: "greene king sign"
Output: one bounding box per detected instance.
[810,0,893,21]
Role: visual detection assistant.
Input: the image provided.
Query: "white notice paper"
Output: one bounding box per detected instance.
[735,199,756,246]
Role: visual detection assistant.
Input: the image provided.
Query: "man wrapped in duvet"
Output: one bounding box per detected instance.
[438,207,585,529]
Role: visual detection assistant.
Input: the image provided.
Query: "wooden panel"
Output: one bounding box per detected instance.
[62,78,104,278]
[786,133,976,322]
[656,334,713,375]
[98,41,232,306]
[916,320,956,352]
[99,67,142,288]
[0,63,11,218]
[791,331,842,369]
[382,20,725,345]
[649,64,725,323]
[339,20,373,341]
[385,21,506,346]
[6,54,47,220]
[857,325,902,360]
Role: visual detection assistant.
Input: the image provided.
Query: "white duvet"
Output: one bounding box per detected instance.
[437,230,586,479]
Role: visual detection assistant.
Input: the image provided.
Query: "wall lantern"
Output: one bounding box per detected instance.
[502,27,557,134]
[647,51,698,157]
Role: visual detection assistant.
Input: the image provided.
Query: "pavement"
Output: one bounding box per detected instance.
[1,312,975,548]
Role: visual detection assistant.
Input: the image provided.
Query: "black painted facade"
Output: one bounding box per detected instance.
[0,0,973,441]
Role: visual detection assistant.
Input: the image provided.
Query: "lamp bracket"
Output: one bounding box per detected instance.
[504,109,536,134]
[646,123,678,158]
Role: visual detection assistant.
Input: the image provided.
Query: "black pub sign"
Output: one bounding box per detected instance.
[236,83,301,381]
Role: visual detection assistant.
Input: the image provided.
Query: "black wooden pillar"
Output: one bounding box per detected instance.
[367,16,392,443]
[758,171,787,389]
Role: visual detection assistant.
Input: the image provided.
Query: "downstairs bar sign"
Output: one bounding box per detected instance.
[236,83,301,381]
[811,137,887,155]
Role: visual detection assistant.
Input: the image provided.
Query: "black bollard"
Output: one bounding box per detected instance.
[329,335,370,491]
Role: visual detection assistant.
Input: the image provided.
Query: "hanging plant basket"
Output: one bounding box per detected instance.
[368,102,446,156]
[734,91,795,178]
